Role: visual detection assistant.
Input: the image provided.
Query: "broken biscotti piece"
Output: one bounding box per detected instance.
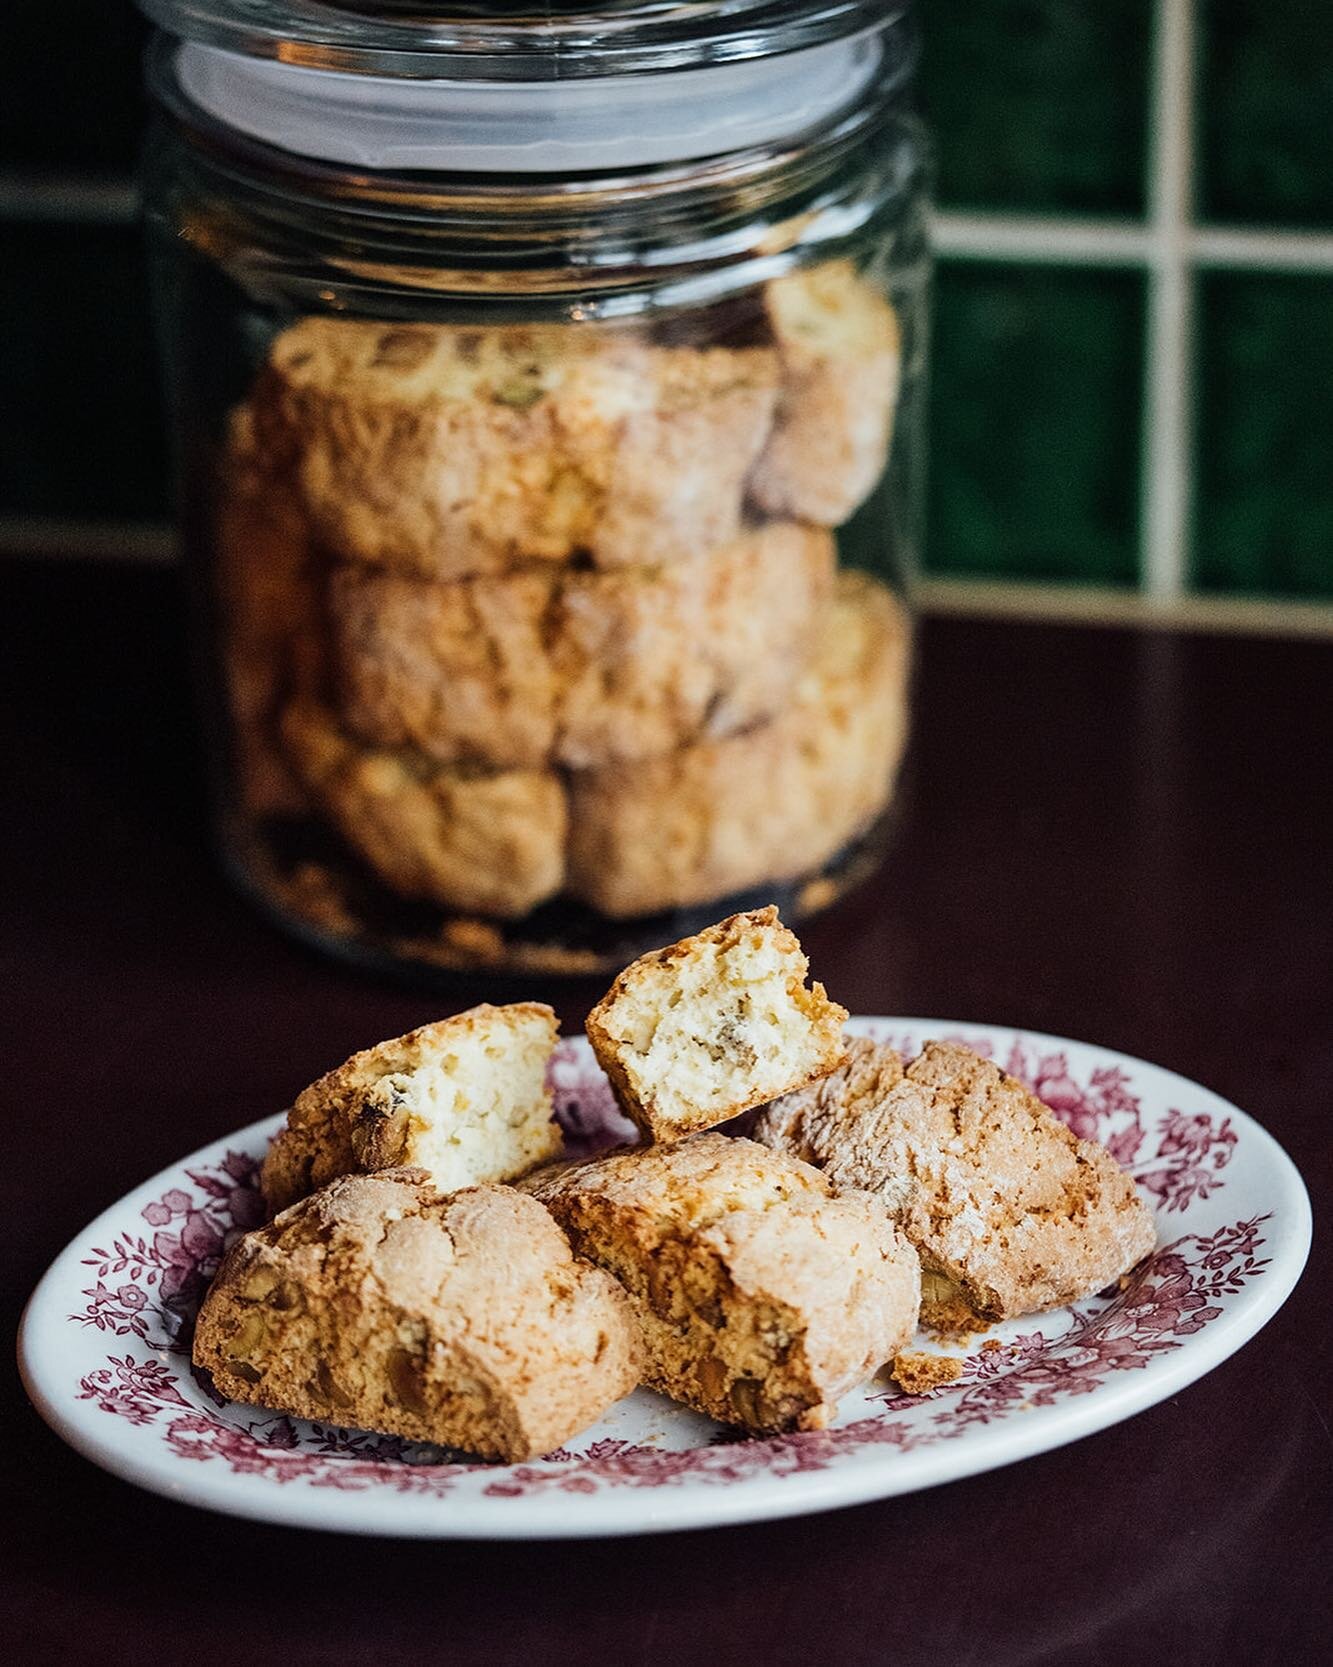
[567,572,910,918]
[195,1171,640,1461]
[261,1004,563,1215]
[585,906,848,1144]
[753,1038,1158,1320]
[749,259,902,525]
[327,521,835,772]
[524,1134,919,1434]
[256,317,778,580]
[280,699,567,918]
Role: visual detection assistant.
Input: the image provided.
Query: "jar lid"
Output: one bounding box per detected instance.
[138,1,904,80]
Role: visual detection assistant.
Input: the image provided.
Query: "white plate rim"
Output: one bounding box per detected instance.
[17,1018,1312,1538]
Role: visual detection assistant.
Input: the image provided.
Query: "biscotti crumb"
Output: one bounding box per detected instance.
[891,1351,964,1396]
[195,1172,640,1461]
[585,906,847,1143]
[919,1268,989,1338]
[261,1004,562,1215]
[527,1133,920,1434]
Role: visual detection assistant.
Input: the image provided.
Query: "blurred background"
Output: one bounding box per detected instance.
[2,0,1330,632]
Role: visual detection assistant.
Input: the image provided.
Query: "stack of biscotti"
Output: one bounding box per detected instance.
[523,908,923,1433]
[215,260,910,923]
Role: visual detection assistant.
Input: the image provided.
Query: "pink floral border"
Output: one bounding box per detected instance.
[66,1032,1268,1501]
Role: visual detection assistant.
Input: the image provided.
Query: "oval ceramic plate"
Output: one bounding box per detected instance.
[19,1020,1310,1539]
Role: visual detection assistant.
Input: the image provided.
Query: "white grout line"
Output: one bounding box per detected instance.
[931,213,1155,265]
[0,173,139,225]
[914,576,1333,642]
[0,518,177,564]
[931,212,1333,274]
[1138,0,1197,602]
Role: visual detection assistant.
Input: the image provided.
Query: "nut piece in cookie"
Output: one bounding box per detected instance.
[280,698,567,918]
[258,317,778,579]
[749,259,902,525]
[261,1004,562,1216]
[194,1172,641,1462]
[754,1038,1158,1320]
[526,1133,920,1434]
[567,572,910,918]
[585,906,847,1144]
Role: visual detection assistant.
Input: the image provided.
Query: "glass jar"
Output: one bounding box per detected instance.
[139,0,930,980]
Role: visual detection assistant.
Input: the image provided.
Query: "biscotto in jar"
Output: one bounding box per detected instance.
[139,1,930,979]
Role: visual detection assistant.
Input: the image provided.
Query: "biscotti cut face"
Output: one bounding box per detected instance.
[567,572,910,918]
[585,907,848,1143]
[195,1172,640,1462]
[257,317,778,580]
[748,259,902,526]
[754,1038,1158,1320]
[261,1004,562,1216]
[525,1134,919,1434]
[327,521,835,772]
[280,699,567,918]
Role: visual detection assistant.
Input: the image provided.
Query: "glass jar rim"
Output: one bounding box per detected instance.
[136,0,909,81]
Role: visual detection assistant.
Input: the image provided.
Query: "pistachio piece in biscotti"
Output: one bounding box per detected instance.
[754,1038,1158,1320]
[524,1134,920,1434]
[566,571,911,919]
[279,698,567,918]
[256,317,778,580]
[260,1002,562,1216]
[327,521,835,771]
[194,1172,641,1461]
[749,259,902,526]
[584,906,848,1144]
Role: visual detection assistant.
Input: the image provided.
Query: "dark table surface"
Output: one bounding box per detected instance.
[4,560,1329,1667]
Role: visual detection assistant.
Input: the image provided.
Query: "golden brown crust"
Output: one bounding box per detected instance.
[749,259,902,525]
[194,1172,641,1461]
[585,907,848,1142]
[567,572,911,918]
[260,1004,562,1215]
[327,522,835,771]
[754,1038,1159,1320]
[256,317,778,579]
[526,1134,920,1433]
[280,699,567,917]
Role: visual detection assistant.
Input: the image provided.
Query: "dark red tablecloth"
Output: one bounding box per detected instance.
[4,561,1328,1666]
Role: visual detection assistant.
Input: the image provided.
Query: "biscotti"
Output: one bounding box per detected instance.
[585,907,847,1143]
[261,1004,562,1215]
[195,1171,640,1461]
[215,405,322,819]
[280,699,567,918]
[525,1133,920,1433]
[328,521,835,771]
[567,571,910,918]
[754,1038,1158,1319]
[749,260,902,525]
[256,317,778,580]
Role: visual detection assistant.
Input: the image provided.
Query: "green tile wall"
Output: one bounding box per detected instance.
[1195,272,1333,597]
[926,264,1145,584]
[4,4,148,174]
[921,0,1152,216]
[1199,0,1333,228]
[1,1,1331,608]
[0,225,167,520]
